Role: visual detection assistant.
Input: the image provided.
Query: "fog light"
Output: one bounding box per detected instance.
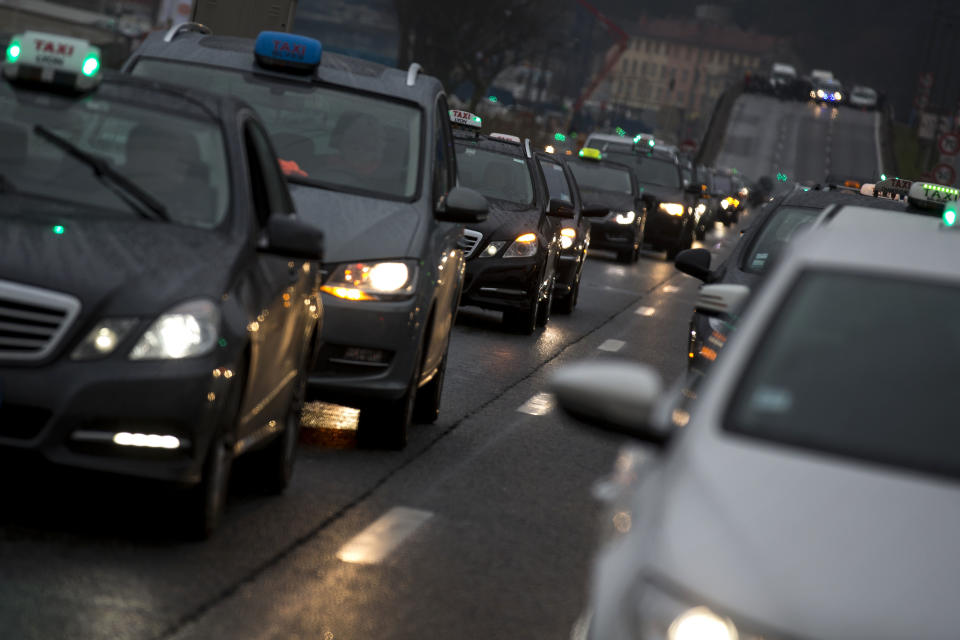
[342,347,386,363]
[113,432,181,449]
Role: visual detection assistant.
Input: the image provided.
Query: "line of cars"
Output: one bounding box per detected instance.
[552,173,960,638]
[749,62,880,110]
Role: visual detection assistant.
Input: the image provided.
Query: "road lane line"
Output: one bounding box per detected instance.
[336,507,433,565]
[635,306,656,317]
[874,110,884,176]
[517,392,554,416]
[598,339,625,352]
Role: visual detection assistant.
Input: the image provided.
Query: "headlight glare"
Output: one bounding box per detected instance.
[659,202,685,216]
[130,300,219,360]
[321,260,417,300]
[669,607,738,640]
[480,241,506,258]
[560,227,576,249]
[71,318,138,360]
[503,233,538,258]
[614,210,636,225]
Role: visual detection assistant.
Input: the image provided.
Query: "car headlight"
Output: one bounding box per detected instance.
[617,580,741,640]
[695,203,707,215]
[71,318,138,360]
[129,299,220,360]
[614,210,636,225]
[503,232,538,258]
[738,187,749,197]
[817,89,825,98]
[480,241,507,258]
[560,227,576,250]
[720,199,730,210]
[809,90,816,98]
[833,91,842,101]
[321,260,417,300]
[658,202,685,216]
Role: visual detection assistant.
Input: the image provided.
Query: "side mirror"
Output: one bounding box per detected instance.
[550,361,670,444]
[261,214,323,260]
[547,197,576,218]
[674,248,711,281]
[695,283,750,317]
[436,186,488,223]
[581,204,609,218]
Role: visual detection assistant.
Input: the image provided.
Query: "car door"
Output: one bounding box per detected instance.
[235,117,314,443]
[537,153,588,254]
[419,95,463,384]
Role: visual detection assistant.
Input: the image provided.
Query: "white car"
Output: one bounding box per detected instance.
[848,85,879,110]
[555,204,960,639]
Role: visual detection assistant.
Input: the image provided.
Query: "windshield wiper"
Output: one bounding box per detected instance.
[33,125,170,222]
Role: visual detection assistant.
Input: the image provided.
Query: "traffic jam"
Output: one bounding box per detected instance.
[1,8,959,640]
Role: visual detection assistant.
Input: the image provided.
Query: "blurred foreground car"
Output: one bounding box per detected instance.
[0,31,324,537]
[452,118,564,333]
[126,26,488,448]
[555,202,960,640]
[848,85,878,110]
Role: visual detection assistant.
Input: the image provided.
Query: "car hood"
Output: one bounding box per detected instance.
[289,183,423,264]
[636,183,684,203]
[631,431,960,637]
[579,189,635,214]
[465,199,542,243]
[0,214,240,318]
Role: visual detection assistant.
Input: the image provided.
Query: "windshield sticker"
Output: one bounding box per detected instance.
[464,148,476,156]
[512,158,524,164]
[748,386,793,413]
[751,252,768,269]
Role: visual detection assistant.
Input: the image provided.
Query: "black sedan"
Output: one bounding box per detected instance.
[567,150,645,263]
[454,131,565,333]
[0,37,323,538]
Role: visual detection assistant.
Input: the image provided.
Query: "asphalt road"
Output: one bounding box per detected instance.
[717,94,883,185]
[0,225,740,640]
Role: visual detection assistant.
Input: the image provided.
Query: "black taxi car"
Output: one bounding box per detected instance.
[0,32,323,537]
[567,148,645,263]
[125,26,487,449]
[451,117,565,333]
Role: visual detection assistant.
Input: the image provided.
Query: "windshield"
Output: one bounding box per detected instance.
[713,175,734,192]
[0,82,229,228]
[132,58,422,201]
[568,161,632,194]
[727,270,960,477]
[743,205,820,274]
[455,145,533,205]
[603,151,680,188]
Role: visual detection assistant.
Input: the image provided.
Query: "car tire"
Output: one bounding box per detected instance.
[504,293,538,335]
[616,248,633,263]
[413,350,447,424]
[357,385,414,450]
[252,370,305,494]
[536,274,554,327]
[665,243,682,261]
[554,272,580,315]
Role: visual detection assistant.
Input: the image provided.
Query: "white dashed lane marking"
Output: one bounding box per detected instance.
[517,392,554,416]
[336,507,433,565]
[597,339,625,352]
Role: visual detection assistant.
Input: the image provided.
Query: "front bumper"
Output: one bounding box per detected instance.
[588,221,638,252]
[554,249,584,293]
[460,256,541,313]
[307,294,423,406]
[644,211,685,247]
[0,353,239,484]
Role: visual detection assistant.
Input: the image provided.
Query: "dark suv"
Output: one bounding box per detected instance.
[125,25,487,448]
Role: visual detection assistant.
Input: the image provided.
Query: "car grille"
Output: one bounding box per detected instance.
[0,280,81,362]
[458,229,483,258]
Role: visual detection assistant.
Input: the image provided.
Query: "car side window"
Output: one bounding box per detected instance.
[539,159,573,204]
[433,96,455,208]
[244,119,294,225]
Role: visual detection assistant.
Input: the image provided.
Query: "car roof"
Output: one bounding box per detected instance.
[129,31,443,106]
[793,207,960,279]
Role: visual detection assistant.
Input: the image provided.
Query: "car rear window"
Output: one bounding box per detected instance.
[568,161,632,195]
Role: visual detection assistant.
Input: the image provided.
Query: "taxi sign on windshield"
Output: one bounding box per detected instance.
[449,109,482,129]
[4,31,101,91]
[254,31,322,73]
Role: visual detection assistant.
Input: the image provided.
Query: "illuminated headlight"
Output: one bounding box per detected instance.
[695,203,707,215]
[617,581,741,640]
[833,91,842,101]
[480,241,506,258]
[560,227,576,249]
[817,89,825,98]
[321,260,417,300]
[503,232,538,258]
[614,210,636,225]
[720,199,730,210]
[809,90,816,98]
[130,299,219,360]
[738,187,748,197]
[658,202,685,217]
[71,318,138,360]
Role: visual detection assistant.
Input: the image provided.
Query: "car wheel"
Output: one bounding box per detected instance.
[665,243,682,261]
[503,292,538,335]
[413,350,447,424]
[616,248,633,263]
[554,272,580,315]
[251,370,305,494]
[357,384,414,450]
[536,274,554,327]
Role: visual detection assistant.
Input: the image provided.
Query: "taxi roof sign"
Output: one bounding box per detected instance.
[254,31,322,73]
[449,109,482,129]
[489,132,522,145]
[908,181,960,211]
[3,31,101,91]
[579,147,602,160]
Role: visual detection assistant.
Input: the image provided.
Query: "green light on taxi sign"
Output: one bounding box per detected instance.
[6,39,21,63]
[554,132,566,142]
[944,203,958,227]
[777,172,789,182]
[648,139,655,147]
[488,95,498,103]
[52,225,65,235]
[880,173,887,181]
[81,53,100,77]
[615,127,626,137]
